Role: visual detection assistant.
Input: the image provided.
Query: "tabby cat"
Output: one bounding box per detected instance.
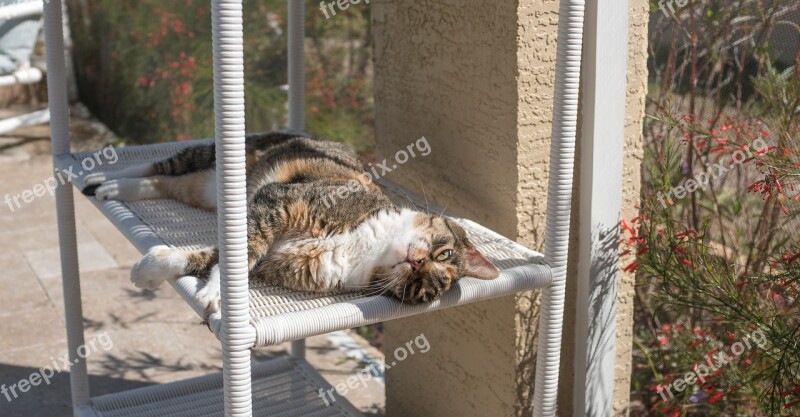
[82,132,499,313]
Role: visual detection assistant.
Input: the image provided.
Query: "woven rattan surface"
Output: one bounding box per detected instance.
[63,139,545,323]
[87,358,361,417]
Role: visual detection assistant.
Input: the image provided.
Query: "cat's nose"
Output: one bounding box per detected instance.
[407,244,428,264]
[408,257,425,271]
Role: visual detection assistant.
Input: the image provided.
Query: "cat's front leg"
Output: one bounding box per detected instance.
[195,265,221,314]
[130,245,192,290]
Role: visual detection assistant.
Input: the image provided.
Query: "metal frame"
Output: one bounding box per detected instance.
[573,0,629,414]
[44,0,588,415]
[209,1,253,415]
[43,1,90,414]
[287,0,306,361]
[532,0,586,415]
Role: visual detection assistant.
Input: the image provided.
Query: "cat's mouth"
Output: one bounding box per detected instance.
[390,277,448,304]
[381,267,452,304]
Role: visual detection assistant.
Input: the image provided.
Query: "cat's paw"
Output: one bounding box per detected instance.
[196,265,221,314]
[131,245,187,290]
[83,172,107,186]
[81,172,107,196]
[94,180,122,201]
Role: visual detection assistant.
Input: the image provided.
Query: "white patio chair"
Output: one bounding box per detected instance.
[44,0,585,416]
[0,0,49,135]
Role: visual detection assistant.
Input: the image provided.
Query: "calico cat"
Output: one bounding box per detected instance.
[82,132,499,313]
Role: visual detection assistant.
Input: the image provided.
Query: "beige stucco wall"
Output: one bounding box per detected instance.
[372,0,648,415]
[612,2,649,414]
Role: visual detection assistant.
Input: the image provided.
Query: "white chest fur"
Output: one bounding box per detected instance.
[271,208,420,290]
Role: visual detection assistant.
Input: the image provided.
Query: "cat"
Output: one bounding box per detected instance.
[82,132,499,313]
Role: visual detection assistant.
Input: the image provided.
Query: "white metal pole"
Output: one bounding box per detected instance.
[211,1,253,416]
[43,1,91,414]
[532,0,585,414]
[573,0,628,414]
[287,0,306,359]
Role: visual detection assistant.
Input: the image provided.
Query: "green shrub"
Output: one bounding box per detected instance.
[66,0,374,151]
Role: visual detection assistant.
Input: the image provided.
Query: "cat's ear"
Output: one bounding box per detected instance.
[464,247,499,280]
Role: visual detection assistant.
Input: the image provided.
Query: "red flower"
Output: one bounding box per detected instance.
[623,261,640,273]
[709,391,724,403]
[620,219,635,235]
[784,251,800,264]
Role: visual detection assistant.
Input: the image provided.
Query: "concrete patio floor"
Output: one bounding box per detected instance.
[0,105,385,417]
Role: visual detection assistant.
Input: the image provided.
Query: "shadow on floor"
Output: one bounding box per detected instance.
[0,363,153,417]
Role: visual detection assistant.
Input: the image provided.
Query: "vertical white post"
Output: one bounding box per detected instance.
[532,0,585,415]
[43,1,91,414]
[287,0,306,359]
[211,1,252,416]
[288,0,305,133]
[573,0,628,415]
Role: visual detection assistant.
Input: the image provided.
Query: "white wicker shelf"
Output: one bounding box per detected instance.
[57,138,551,348]
[75,357,362,417]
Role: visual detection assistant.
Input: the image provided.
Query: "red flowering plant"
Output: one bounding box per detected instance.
[628,95,799,414]
[631,0,800,412]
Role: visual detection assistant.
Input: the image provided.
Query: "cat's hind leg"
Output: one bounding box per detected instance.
[82,143,216,195]
[82,164,155,195]
[93,169,218,211]
[93,176,165,202]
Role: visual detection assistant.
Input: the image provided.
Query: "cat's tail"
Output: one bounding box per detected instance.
[146,131,303,177]
[81,131,302,196]
[151,144,217,176]
[130,245,219,290]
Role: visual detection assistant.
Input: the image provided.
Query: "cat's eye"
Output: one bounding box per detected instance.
[435,250,453,261]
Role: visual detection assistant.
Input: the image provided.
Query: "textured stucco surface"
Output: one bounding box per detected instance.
[613,2,649,415]
[372,1,521,415]
[372,0,648,415]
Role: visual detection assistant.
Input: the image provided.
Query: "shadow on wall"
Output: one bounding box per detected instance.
[584,222,621,417]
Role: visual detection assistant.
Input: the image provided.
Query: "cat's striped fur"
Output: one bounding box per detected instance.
[83,132,499,313]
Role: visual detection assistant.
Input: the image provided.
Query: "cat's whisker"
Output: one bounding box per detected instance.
[395,188,417,210]
[413,173,430,213]
[351,276,405,302]
[394,281,410,312]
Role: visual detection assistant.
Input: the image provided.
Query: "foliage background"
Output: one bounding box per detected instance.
[631,1,800,415]
[65,0,374,152]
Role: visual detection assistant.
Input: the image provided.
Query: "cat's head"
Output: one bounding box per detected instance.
[370,212,500,304]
